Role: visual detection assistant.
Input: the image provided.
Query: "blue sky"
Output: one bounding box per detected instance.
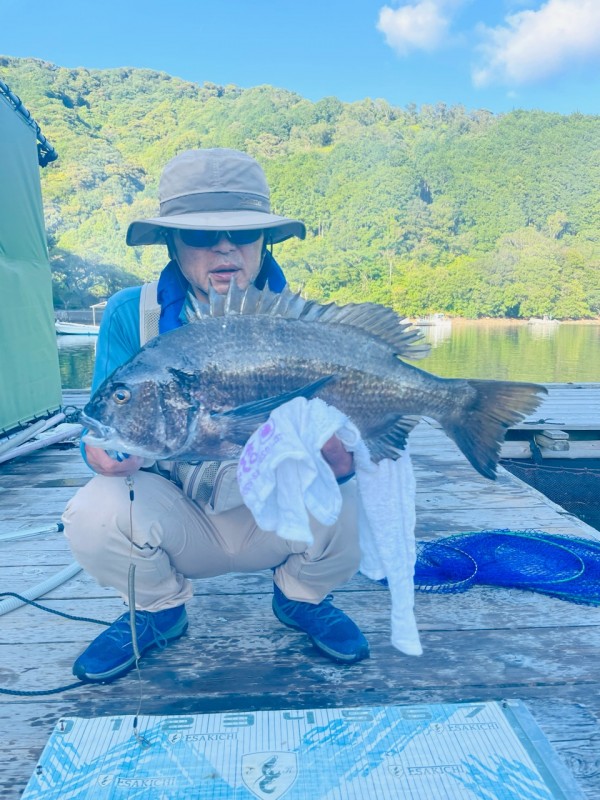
[3,0,600,114]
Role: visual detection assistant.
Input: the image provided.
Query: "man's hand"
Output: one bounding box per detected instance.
[321,435,354,480]
[84,444,144,477]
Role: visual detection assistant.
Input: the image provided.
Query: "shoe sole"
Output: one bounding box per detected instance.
[272,599,369,664]
[74,619,189,683]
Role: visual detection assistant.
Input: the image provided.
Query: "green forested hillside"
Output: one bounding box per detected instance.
[2,56,599,319]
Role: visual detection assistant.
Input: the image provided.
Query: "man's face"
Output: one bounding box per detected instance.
[172,229,265,301]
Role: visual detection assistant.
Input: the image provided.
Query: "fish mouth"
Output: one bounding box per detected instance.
[80,412,113,439]
[80,412,122,450]
[80,411,168,460]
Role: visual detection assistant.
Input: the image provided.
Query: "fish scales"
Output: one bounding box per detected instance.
[82,283,547,478]
[130,314,431,439]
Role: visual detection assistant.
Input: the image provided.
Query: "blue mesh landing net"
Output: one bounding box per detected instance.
[414,530,600,605]
[414,540,478,594]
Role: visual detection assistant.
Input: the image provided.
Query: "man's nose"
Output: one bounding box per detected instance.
[212,232,235,251]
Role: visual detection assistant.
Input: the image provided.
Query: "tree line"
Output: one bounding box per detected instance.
[2,56,599,319]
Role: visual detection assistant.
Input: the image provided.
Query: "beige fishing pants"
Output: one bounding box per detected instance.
[62,471,360,611]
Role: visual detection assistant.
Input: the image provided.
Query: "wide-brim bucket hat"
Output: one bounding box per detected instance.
[127,148,306,246]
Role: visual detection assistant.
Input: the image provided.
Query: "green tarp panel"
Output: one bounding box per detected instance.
[0,92,61,433]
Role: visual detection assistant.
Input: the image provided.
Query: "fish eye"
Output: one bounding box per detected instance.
[112,386,131,405]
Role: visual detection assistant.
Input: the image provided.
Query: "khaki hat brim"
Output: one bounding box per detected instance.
[127,211,306,246]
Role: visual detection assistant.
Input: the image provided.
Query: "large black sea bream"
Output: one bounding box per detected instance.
[82,283,546,479]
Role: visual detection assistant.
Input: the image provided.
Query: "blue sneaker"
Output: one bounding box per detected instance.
[73,605,188,683]
[272,584,369,664]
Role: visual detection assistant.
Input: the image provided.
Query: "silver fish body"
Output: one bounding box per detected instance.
[83,284,547,479]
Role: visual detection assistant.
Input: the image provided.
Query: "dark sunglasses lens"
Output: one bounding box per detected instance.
[179,229,263,247]
[228,229,263,245]
[179,230,217,247]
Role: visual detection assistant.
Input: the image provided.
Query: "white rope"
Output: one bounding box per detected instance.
[0,413,65,457]
[0,523,63,543]
[0,563,82,616]
[0,423,82,465]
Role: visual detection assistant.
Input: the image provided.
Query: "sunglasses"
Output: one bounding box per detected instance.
[178,228,264,248]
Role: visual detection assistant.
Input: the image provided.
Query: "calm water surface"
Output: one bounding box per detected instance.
[57,335,96,390]
[413,320,600,383]
[57,321,600,390]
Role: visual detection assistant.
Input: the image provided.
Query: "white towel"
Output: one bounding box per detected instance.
[237,397,422,656]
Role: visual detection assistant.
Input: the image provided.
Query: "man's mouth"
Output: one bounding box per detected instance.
[210,267,239,280]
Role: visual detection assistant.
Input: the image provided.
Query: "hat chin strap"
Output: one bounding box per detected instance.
[164,230,178,263]
[163,232,189,292]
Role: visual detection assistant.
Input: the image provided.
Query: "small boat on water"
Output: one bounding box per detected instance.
[414,313,450,326]
[54,300,106,335]
[55,321,99,335]
[527,316,560,325]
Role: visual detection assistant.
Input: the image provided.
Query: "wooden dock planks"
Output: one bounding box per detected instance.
[0,385,599,799]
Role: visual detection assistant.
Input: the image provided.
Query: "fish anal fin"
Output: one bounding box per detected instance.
[365,415,421,462]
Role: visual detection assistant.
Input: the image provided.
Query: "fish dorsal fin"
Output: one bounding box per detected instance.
[206,282,430,360]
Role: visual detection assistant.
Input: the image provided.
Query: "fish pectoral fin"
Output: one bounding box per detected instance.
[212,375,335,443]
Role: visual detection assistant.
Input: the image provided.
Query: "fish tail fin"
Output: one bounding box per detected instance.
[442,380,547,480]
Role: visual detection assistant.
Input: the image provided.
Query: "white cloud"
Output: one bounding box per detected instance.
[473,0,600,87]
[377,1,456,55]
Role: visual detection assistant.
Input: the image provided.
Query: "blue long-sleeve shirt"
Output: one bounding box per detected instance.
[92,286,142,393]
